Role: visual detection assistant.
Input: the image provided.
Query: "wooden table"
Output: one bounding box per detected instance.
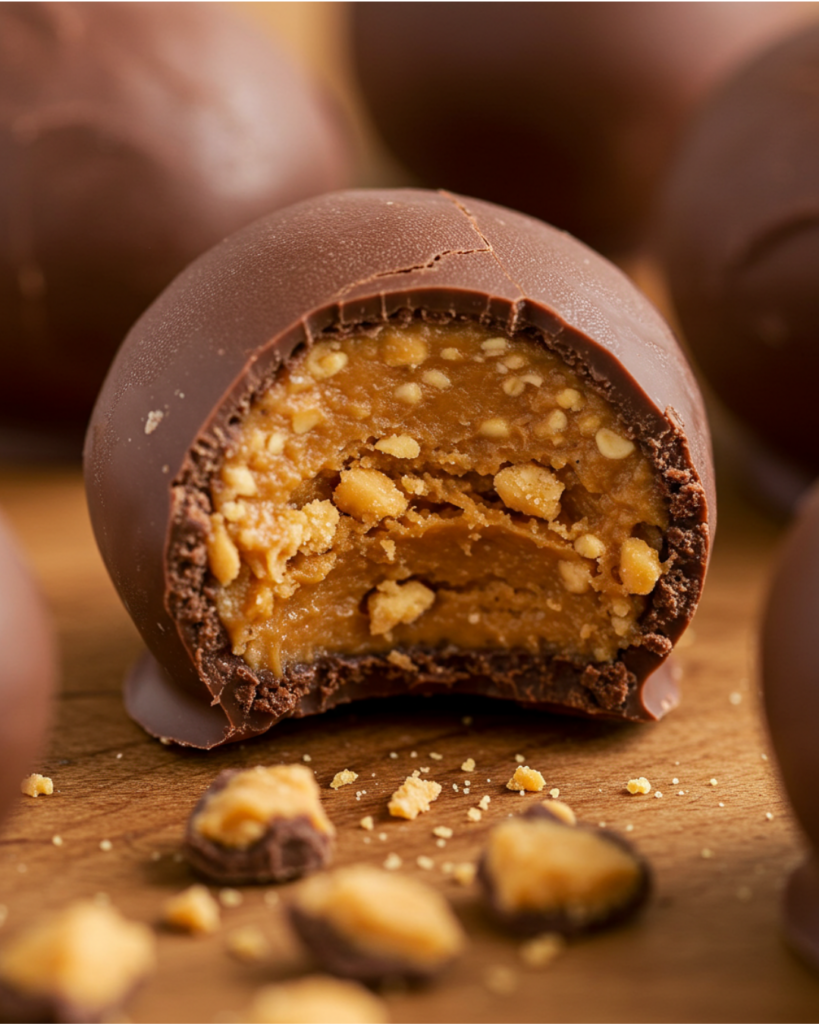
[1,464,818,1023]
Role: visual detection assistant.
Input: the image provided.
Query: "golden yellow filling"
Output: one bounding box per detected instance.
[206,321,668,676]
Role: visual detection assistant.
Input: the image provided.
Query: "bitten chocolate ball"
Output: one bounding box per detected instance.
[0,2,349,444]
[658,26,819,480]
[352,2,801,254]
[85,188,714,749]
[0,514,56,828]
[762,485,819,971]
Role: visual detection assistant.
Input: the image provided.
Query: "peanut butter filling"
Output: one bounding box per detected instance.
[206,321,668,676]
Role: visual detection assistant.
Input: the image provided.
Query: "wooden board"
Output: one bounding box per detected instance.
[1,465,818,1023]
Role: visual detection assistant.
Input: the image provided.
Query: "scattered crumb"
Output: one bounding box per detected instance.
[389,752,398,759]
[115,753,123,760]
[383,852,402,871]
[360,816,375,831]
[765,812,774,821]
[519,932,566,968]
[467,808,482,822]
[410,751,418,758]
[303,754,312,763]
[461,758,476,772]
[672,778,679,785]
[485,964,518,995]
[729,692,742,705]
[710,778,718,786]
[388,775,442,819]
[761,753,768,761]
[387,650,415,672]
[549,787,560,799]
[330,769,358,790]
[514,754,525,764]
[150,851,162,862]
[701,848,714,859]
[163,885,220,934]
[51,835,63,847]
[544,799,576,826]
[20,774,53,798]
[219,889,243,909]
[246,976,388,1024]
[479,795,491,811]
[719,802,725,808]
[626,777,651,795]
[625,824,634,832]
[507,766,545,792]
[654,791,663,799]
[378,832,387,841]
[226,925,270,962]
[99,840,113,852]
[452,863,476,886]
[436,839,446,849]
[417,856,434,871]
[429,752,443,761]
[433,826,454,839]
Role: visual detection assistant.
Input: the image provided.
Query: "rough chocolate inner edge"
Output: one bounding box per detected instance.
[166,311,708,726]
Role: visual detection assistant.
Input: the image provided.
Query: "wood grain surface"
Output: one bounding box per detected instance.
[1,465,818,1024]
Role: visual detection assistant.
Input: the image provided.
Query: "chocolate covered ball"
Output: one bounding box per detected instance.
[352,2,801,254]
[85,188,714,750]
[0,1,349,443]
[762,484,819,970]
[658,26,819,480]
[0,514,56,828]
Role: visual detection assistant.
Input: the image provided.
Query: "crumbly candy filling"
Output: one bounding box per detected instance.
[485,817,642,922]
[192,764,334,849]
[205,321,669,677]
[293,865,464,967]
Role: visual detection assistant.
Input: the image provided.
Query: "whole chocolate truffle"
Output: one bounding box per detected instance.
[352,2,800,254]
[0,514,56,827]
[658,26,819,479]
[85,188,714,749]
[762,484,819,971]
[0,2,349,443]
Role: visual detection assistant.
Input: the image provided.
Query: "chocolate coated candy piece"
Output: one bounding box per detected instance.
[478,804,651,937]
[0,2,349,441]
[0,514,55,829]
[352,2,801,254]
[762,484,819,971]
[658,25,819,479]
[184,765,334,885]
[288,865,465,983]
[0,902,155,1024]
[85,188,714,749]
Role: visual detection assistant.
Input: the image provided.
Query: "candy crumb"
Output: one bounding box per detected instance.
[433,826,454,839]
[461,758,476,772]
[359,816,375,831]
[163,885,220,934]
[20,774,53,798]
[467,807,482,822]
[626,777,651,795]
[383,852,402,871]
[519,933,566,968]
[330,769,358,790]
[507,766,546,792]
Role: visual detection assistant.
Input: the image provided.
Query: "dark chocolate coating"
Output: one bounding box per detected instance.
[0,1,349,440]
[658,25,819,478]
[0,514,55,829]
[288,907,447,985]
[762,483,819,970]
[184,769,332,885]
[84,188,714,749]
[478,805,652,937]
[352,2,801,254]
[0,984,118,1024]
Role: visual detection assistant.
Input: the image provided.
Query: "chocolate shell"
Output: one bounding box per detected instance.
[0,514,56,828]
[84,188,714,749]
[0,2,349,445]
[762,484,819,970]
[352,2,802,254]
[657,25,819,480]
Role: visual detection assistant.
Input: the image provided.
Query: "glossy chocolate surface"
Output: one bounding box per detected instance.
[659,26,819,478]
[0,2,349,440]
[762,483,819,970]
[353,2,800,254]
[85,188,714,748]
[0,514,56,829]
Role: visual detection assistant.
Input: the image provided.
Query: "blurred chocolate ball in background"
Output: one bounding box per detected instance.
[352,2,802,256]
[0,513,55,829]
[658,26,819,493]
[0,2,350,450]
[762,483,819,971]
